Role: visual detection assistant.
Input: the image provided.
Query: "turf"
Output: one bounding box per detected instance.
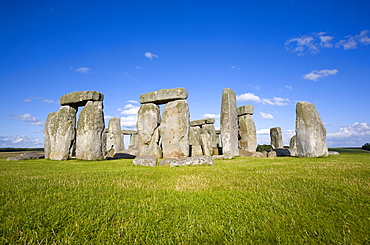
[1,152,369,244]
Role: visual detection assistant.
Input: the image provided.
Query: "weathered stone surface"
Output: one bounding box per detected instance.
[238,114,257,152]
[189,126,202,146]
[200,133,212,156]
[76,101,105,160]
[220,88,239,158]
[44,105,77,160]
[289,135,298,157]
[128,134,138,151]
[7,152,44,161]
[202,124,217,148]
[137,103,162,158]
[133,155,157,167]
[270,127,283,149]
[254,152,265,157]
[140,88,188,104]
[239,149,254,157]
[161,100,190,158]
[121,130,138,135]
[106,117,124,154]
[190,145,203,156]
[267,151,277,157]
[190,118,215,127]
[60,91,104,107]
[160,156,214,167]
[237,105,254,116]
[296,102,329,157]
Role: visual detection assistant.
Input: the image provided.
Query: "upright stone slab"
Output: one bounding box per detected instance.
[189,126,202,146]
[128,134,138,151]
[106,117,124,154]
[161,100,190,158]
[289,135,298,157]
[76,101,105,160]
[140,88,188,105]
[137,103,162,158]
[270,127,283,149]
[220,88,238,157]
[238,115,257,152]
[296,102,329,157]
[44,106,77,160]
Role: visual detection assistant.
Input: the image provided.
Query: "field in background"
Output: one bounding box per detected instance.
[0,151,369,243]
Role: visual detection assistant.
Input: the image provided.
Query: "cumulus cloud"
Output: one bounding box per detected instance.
[0,135,43,148]
[23,99,32,102]
[303,69,338,81]
[42,99,57,103]
[257,129,270,135]
[75,67,92,74]
[327,122,370,147]
[121,115,137,128]
[285,85,293,90]
[144,52,158,60]
[260,112,274,119]
[203,114,220,118]
[336,30,370,50]
[127,100,139,104]
[236,93,261,103]
[261,97,290,106]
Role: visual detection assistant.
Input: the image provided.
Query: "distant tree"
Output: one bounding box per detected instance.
[256,144,272,152]
[362,143,370,151]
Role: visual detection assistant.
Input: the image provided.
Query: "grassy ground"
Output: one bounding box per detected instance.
[1,152,369,244]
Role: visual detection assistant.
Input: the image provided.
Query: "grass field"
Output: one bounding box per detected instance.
[1,151,369,244]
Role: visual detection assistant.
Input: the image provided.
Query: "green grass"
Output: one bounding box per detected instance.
[1,153,369,244]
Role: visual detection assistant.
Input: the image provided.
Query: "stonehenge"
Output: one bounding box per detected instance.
[44,88,330,163]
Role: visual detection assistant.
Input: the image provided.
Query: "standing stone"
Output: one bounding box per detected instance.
[137,103,162,158]
[238,114,257,152]
[220,88,238,157]
[161,100,190,158]
[106,117,124,154]
[270,127,283,149]
[296,102,329,157]
[76,101,105,160]
[289,135,298,157]
[202,124,217,149]
[128,134,138,151]
[44,106,77,160]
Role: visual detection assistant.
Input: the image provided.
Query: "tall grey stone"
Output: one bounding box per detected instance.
[220,88,238,157]
[238,114,257,152]
[289,135,298,157]
[44,106,77,160]
[76,101,105,160]
[202,124,217,148]
[137,103,162,158]
[106,117,124,154]
[140,88,188,105]
[128,134,138,151]
[161,100,190,158]
[270,127,283,149]
[296,102,329,157]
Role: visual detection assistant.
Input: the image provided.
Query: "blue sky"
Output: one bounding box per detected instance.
[1,0,369,148]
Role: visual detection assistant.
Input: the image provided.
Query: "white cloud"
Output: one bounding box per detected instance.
[120,106,140,115]
[135,66,142,69]
[0,135,43,148]
[228,66,240,71]
[236,93,261,102]
[203,114,220,118]
[104,115,113,120]
[23,99,32,102]
[261,97,290,106]
[121,115,137,128]
[75,67,92,74]
[327,122,370,147]
[42,99,57,103]
[285,85,293,90]
[144,52,158,60]
[257,129,270,135]
[34,130,44,133]
[285,35,319,56]
[336,30,370,50]
[127,100,139,104]
[260,112,274,119]
[10,113,44,126]
[303,69,338,81]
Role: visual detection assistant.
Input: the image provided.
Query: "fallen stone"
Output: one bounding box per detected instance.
[140,88,188,104]
[133,155,157,167]
[159,156,214,167]
[220,88,239,158]
[239,149,254,157]
[6,152,44,161]
[267,151,277,157]
[60,91,104,107]
[212,155,234,160]
[296,102,329,158]
[190,118,215,127]
[329,151,340,155]
[237,105,254,116]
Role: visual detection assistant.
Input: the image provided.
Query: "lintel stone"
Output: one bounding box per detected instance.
[190,118,215,127]
[60,91,104,106]
[140,88,188,104]
[121,130,138,135]
[237,105,254,116]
